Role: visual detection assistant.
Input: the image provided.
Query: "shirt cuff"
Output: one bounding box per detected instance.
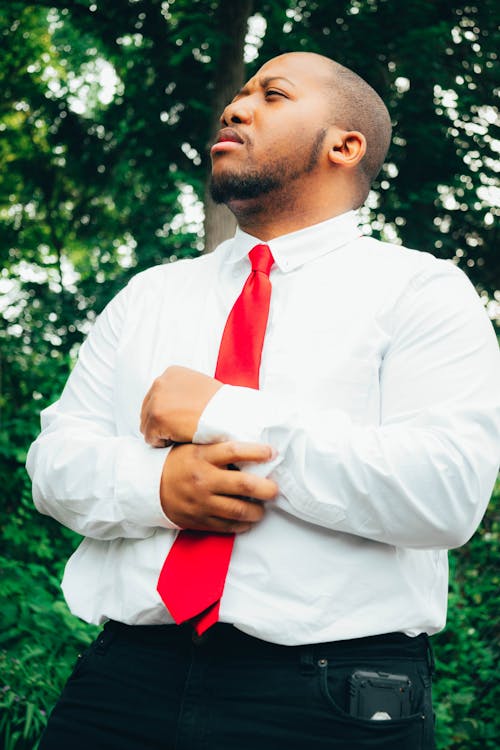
[194,385,285,443]
[115,438,180,529]
[193,384,292,477]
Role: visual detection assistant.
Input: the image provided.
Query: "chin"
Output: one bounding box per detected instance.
[211,174,280,206]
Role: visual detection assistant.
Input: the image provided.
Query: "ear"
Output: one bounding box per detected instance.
[327,130,366,169]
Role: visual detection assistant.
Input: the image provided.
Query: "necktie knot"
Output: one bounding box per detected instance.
[249,244,274,277]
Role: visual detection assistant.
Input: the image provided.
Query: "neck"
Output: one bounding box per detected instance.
[226,182,355,241]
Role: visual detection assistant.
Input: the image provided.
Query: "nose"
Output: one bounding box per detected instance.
[220,98,253,127]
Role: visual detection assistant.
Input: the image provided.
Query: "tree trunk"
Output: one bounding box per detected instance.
[203,0,254,253]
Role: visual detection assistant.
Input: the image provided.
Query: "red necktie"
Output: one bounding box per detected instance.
[157,243,274,635]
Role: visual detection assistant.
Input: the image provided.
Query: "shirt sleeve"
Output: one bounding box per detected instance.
[194,263,500,550]
[26,283,178,540]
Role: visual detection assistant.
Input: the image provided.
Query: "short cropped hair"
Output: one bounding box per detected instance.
[324,59,392,198]
[288,53,392,205]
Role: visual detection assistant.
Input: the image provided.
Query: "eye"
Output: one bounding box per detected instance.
[265,89,286,98]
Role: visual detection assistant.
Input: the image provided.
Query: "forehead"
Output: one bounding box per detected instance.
[244,54,330,91]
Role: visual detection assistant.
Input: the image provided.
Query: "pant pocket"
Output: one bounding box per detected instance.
[316,659,427,750]
[65,623,117,685]
[65,646,93,683]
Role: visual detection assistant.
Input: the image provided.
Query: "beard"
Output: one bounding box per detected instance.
[210,128,328,205]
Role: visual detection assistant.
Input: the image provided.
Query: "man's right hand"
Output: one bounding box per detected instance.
[160,442,279,533]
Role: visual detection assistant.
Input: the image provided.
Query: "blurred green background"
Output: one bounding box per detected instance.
[1,1,499,748]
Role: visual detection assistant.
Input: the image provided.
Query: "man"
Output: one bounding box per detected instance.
[27,52,500,750]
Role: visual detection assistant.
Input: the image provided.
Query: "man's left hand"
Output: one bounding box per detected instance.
[140,365,223,446]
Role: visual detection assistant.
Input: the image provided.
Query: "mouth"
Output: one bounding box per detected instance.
[211,127,245,155]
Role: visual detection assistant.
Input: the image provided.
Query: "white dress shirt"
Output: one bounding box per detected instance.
[27,210,500,646]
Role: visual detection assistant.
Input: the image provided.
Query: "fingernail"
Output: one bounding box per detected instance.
[269,447,278,460]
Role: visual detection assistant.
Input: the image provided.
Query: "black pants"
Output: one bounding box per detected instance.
[39,621,436,750]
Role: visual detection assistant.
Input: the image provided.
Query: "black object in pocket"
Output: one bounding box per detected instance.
[317,658,428,749]
[348,670,412,720]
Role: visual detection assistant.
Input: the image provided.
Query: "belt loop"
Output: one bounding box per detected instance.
[425,634,436,677]
[299,646,315,675]
[95,620,119,654]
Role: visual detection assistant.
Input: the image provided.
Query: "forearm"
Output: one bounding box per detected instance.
[194,264,500,549]
[195,386,498,549]
[27,280,178,540]
[274,410,497,549]
[27,408,175,539]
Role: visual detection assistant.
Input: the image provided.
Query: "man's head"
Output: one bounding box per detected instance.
[210,52,391,215]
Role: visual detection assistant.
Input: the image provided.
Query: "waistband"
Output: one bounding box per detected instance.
[103,620,434,671]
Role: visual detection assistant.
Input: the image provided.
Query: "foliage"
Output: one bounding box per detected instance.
[0,1,498,749]
[0,558,98,750]
[260,0,499,297]
[433,481,500,749]
[1,490,497,750]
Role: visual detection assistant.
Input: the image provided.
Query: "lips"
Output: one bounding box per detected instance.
[215,127,244,145]
[210,128,245,156]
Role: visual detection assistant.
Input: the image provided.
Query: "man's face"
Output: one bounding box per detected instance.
[210,55,333,205]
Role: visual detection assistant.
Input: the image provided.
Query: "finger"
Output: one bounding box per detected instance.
[213,467,279,502]
[174,495,262,533]
[211,493,267,523]
[141,389,175,444]
[175,492,266,533]
[205,518,253,534]
[183,517,253,534]
[199,494,265,532]
[203,441,277,467]
[140,390,156,436]
[142,417,173,447]
[139,393,150,435]
[141,411,161,445]
[151,437,174,448]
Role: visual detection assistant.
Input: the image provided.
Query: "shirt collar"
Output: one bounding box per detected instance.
[222,210,362,273]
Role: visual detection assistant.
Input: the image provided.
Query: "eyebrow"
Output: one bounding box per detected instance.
[234,75,296,98]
